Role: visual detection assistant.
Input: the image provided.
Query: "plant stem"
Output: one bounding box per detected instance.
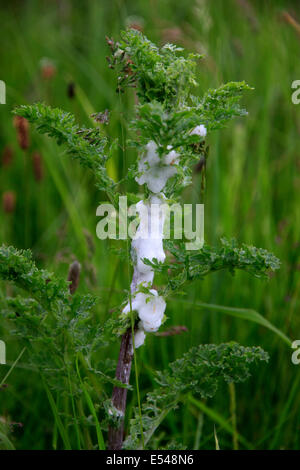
[229,382,238,450]
[108,328,133,450]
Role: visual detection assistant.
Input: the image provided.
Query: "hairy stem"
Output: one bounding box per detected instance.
[108,329,133,450]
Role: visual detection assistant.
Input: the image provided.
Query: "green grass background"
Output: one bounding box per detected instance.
[0,0,300,449]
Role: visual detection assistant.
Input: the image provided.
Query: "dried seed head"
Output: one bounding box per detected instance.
[124,59,134,75]
[155,325,188,337]
[91,110,110,124]
[194,155,206,174]
[67,260,81,294]
[125,16,145,32]
[161,27,183,43]
[32,152,44,182]
[67,82,76,99]
[42,64,56,79]
[10,422,23,430]
[2,191,16,213]
[13,116,30,150]
[40,58,56,79]
[129,23,143,32]
[106,36,114,47]
[1,145,14,168]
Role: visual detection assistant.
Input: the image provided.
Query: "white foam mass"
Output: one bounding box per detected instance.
[134,325,146,349]
[131,268,154,290]
[123,290,166,334]
[190,124,207,137]
[126,141,181,347]
[135,141,179,193]
[131,196,166,277]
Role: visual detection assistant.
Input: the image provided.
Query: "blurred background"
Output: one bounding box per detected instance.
[0,0,300,449]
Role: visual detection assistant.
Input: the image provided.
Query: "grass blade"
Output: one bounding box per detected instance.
[0,430,15,450]
[0,347,26,388]
[42,377,72,450]
[188,395,252,449]
[214,425,220,450]
[76,356,105,450]
[177,300,291,346]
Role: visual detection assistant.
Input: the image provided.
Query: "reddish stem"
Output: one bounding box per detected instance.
[108,329,133,450]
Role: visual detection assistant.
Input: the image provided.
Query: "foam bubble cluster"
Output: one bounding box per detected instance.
[123,141,181,348]
[135,141,179,193]
[190,124,207,137]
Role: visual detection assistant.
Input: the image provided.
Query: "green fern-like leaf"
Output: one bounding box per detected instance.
[143,238,280,295]
[0,245,69,310]
[0,245,123,395]
[13,103,117,199]
[123,342,268,449]
[108,29,200,105]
